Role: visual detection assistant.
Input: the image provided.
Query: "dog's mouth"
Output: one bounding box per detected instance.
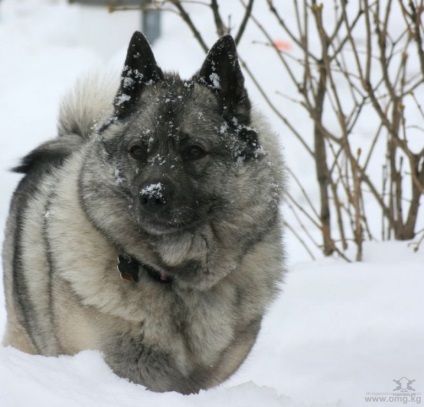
[138,208,203,236]
[141,220,199,236]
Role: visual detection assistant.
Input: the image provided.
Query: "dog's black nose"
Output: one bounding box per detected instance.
[139,182,169,213]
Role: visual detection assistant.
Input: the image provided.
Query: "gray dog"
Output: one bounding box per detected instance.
[2,32,285,394]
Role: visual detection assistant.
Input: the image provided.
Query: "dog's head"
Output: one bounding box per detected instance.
[79,33,281,287]
[96,32,264,236]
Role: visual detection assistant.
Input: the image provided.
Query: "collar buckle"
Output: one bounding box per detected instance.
[117,254,139,283]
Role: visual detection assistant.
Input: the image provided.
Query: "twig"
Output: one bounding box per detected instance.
[239,58,315,157]
[169,0,208,52]
[210,0,226,37]
[408,229,424,252]
[287,166,320,219]
[236,0,254,44]
[284,221,316,260]
[285,200,321,249]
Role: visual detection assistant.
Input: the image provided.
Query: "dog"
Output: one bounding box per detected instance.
[2,31,285,394]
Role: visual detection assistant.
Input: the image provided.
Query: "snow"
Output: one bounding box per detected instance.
[114,169,126,185]
[115,93,131,106]
[140,182,164,198]
[219,122,229,135]
[0,1,423,407]
[1,242,423,407]
[209,72,221,89]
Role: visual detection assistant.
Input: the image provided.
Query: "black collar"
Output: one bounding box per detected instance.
[117,254,173,284]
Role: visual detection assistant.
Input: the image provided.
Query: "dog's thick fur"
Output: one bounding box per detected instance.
[2,32,285,394]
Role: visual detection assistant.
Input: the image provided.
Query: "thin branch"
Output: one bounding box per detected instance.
[287,166,320,219]
[210,0,226,37]
[239,58,315,157]
[285,199,321,248]
[408,230,424,252]
[267,0,319,62]
[236,0,254,44]
[169,0,208,52]
[284,221,317,260]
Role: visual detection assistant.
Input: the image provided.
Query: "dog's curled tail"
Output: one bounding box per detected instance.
[58,73,118,139]
[14,74,118,174]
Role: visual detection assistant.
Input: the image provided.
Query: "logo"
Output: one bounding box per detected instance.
[365,378,421,404]
[394,378,416,393]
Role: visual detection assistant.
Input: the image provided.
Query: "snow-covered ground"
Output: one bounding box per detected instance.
[0,1,423,406]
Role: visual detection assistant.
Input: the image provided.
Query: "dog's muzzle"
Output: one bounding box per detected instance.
[137,180,201,235]
[139,181,173,213]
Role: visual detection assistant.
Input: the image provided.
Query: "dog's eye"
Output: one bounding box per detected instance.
[129,145,146,160]
[182,145,207,161]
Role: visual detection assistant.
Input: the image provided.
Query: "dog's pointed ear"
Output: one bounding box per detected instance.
[114,31,164,119]
[197,35,251,124]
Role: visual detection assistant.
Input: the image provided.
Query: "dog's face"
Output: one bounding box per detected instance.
[91,33,264,239]
[103,81,232,236]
